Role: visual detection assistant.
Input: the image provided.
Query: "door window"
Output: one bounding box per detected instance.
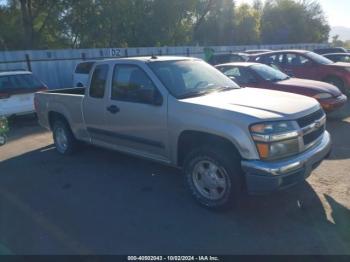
[89,64,109,99]
[221,67,257,84]
[284,54,310,66]
[111,64,158,104]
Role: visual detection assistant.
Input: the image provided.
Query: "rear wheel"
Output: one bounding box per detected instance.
[52,119,78,155]
[183,146,242,210]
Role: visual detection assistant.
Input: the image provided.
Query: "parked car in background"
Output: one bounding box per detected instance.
[35,56,332,209]
[249,50,350,95]
[314,47,347,55]
[243,49,272,54]
[216,62,347,113]
[73,61,95,87]
[207,53,249,65]
[0,116,9,146]
[323,53,350,63]
[0,71,48,117]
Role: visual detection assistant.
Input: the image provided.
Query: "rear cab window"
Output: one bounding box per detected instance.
[75,62,95,74]
[89,64,109,98]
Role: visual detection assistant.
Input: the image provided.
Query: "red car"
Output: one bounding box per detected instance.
[249,50,350,96]
[215,62,347,112]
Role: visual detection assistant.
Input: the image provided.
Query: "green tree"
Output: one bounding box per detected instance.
[234,3,260,45]
[193,0,236,45]
[260,0,330,44]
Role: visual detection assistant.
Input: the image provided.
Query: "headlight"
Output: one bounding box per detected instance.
[250,121,300,160]
[313,93,332,99]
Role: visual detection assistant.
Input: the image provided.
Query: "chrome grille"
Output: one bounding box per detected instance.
[303,125,325,145]
[297,109,324,128]
[297,109,326,150]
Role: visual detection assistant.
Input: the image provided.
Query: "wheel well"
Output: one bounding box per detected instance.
[323,75,343,83]
[177,131,241,167]
[48,111,69,130]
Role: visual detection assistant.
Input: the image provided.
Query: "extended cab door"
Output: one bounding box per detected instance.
[82,63,110,143]
[102,62,169,162]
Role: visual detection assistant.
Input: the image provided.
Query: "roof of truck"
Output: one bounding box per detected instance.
[102,56,196,63]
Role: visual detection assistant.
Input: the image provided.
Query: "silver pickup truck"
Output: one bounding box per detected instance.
[35,56,332,209]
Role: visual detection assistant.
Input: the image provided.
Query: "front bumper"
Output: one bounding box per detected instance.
[241,131,332,194]
[320,94,347,112]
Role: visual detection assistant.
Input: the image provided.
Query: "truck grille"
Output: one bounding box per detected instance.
[297,109,324,128]
[303,125,325,145]
[297,109,326,148]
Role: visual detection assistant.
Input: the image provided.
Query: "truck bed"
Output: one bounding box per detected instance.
[35,87,87,139]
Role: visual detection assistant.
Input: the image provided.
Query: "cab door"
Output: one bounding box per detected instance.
[103,62,169,162]
[82,64,110,143]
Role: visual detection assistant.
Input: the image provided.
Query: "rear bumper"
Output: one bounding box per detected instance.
[241,131,332,195]
[320,94,347,112]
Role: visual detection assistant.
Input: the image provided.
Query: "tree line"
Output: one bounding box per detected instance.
[0,0,330,50]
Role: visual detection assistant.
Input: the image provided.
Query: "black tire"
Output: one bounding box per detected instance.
[52,119,78,155]
[324,77,349,96]
[183,146,243,210]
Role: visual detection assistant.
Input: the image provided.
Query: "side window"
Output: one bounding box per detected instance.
[111,64,157,104]
[222,67,241,78]
[341,55,350,62]
[89,64,109,99]
[222,67,256,84]
[285,54,310,66]
[239,68,257,84]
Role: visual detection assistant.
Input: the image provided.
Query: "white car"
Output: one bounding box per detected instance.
[73,61,95,87]
[0,71,47,117]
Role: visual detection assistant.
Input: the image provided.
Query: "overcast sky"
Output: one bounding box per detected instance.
[236,0,350,27]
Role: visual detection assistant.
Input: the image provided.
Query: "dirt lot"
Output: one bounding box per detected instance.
[0,105,349,255]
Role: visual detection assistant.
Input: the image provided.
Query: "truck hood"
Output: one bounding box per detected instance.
[181,87,320,120]
[277,78,342,97]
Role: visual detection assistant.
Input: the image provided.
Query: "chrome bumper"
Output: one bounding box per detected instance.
[241,131,332,194]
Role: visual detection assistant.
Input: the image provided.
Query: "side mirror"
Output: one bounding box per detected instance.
[229,76,237,82]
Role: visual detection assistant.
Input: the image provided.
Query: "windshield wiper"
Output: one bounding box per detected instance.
[178,89,216,99]
[178,86,237,99]
[216,86,238,92]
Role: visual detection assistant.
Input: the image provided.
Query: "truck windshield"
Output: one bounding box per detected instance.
[251,64,290,82]
[148,60,240,99]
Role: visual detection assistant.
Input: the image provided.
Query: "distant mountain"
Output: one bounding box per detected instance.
[330,26,350,41]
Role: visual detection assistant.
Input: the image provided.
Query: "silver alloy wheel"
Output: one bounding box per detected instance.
[192,160,228,200]
[55,127,68,153]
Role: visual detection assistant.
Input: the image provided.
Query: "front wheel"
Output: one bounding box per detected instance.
[183,146,242,210]
[52,119,78,155]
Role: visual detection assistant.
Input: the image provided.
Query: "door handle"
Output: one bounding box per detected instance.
[106,105,120,114]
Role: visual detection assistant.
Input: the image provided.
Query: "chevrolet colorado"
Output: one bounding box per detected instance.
[35,56,332,209]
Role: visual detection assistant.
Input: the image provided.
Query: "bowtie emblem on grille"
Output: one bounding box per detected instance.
[314,120,322,129]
